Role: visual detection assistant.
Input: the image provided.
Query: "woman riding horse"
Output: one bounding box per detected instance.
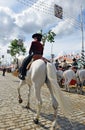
[18,33,44,80]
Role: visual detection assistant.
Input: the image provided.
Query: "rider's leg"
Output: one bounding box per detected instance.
[19,55,33,80]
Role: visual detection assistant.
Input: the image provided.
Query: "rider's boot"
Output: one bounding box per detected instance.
[18,74,25,80]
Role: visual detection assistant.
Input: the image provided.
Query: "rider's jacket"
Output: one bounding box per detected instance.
[29,41,44,55]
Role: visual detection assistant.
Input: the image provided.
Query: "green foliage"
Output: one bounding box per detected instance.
[47,30,56,43]
[40,29,56,60]
[9,39,26,58]
[40,29,56,45]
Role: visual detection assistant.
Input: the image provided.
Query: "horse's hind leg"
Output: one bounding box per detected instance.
[26,84,31,109]
[33,85,42,124]
[46,81,58,130]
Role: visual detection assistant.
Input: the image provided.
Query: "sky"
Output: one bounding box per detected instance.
[0,0,85,64]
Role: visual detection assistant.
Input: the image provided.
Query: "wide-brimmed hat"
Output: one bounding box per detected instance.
[32,33,42,39]
[72,58,76,61]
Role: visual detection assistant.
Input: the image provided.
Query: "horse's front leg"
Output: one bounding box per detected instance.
[26,84,31,109]
[64,80,70,92]
[80,81,84,94]
[17,80,25,103]
[63,78,67,91]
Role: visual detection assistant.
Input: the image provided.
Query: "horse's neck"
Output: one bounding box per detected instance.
[18,56,25,67]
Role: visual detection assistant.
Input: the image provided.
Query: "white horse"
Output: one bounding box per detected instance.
[15,55,75,130]
[62,68,85,93]
[56,67,78,92]
[63,69,77,92]
[76,69,85,94]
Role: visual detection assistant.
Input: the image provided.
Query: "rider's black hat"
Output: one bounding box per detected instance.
[32,33,42,39]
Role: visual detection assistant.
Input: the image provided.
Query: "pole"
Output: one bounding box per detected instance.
[51,43,53,62]
[80,6,85,66]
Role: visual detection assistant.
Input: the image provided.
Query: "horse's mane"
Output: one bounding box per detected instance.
[17,55,25,67]
[17,55,25,60]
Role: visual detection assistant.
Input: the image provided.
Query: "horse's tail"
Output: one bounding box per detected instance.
[46,62,75,119]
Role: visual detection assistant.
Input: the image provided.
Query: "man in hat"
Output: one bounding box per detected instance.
[72,58,78,67]
[18,33,44,80]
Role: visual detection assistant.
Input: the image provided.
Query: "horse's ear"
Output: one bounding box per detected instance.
[14,58,19,69]
[16,58,18,64]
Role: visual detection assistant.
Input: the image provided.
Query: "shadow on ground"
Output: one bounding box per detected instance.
[22,106,85,130]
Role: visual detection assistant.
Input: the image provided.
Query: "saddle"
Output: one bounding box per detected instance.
[26,54,50,70]
[69,79,77,85]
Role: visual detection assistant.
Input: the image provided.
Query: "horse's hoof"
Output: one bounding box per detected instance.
[25,106,30,109]
[33,118,39,124]
[19,99,23,103]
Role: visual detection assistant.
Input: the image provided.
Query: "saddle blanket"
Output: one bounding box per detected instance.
[69,79,77,85]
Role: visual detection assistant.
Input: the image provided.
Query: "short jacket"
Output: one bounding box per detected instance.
[29,41,44,55]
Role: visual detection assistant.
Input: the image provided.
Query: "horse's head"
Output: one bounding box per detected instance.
[14,55,25,70]
[12,55,25,77]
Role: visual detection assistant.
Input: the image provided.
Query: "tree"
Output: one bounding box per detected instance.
[9,39,26,58]
[40,29,56,61]
[47,30,56,43]
[40,29,56,46]
[47,30,56,60]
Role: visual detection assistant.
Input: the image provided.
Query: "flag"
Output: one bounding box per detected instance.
[54,4,63,19]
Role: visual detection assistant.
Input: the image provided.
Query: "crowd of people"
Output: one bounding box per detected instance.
[54,57,79,71]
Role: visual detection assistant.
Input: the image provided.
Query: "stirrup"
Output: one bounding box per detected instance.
[18,74,25,80]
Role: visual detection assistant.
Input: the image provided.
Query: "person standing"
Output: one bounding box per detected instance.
[62,59,68,70]
[72,58,78,68]
[55,59,59,69]
[2,67,6,76]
